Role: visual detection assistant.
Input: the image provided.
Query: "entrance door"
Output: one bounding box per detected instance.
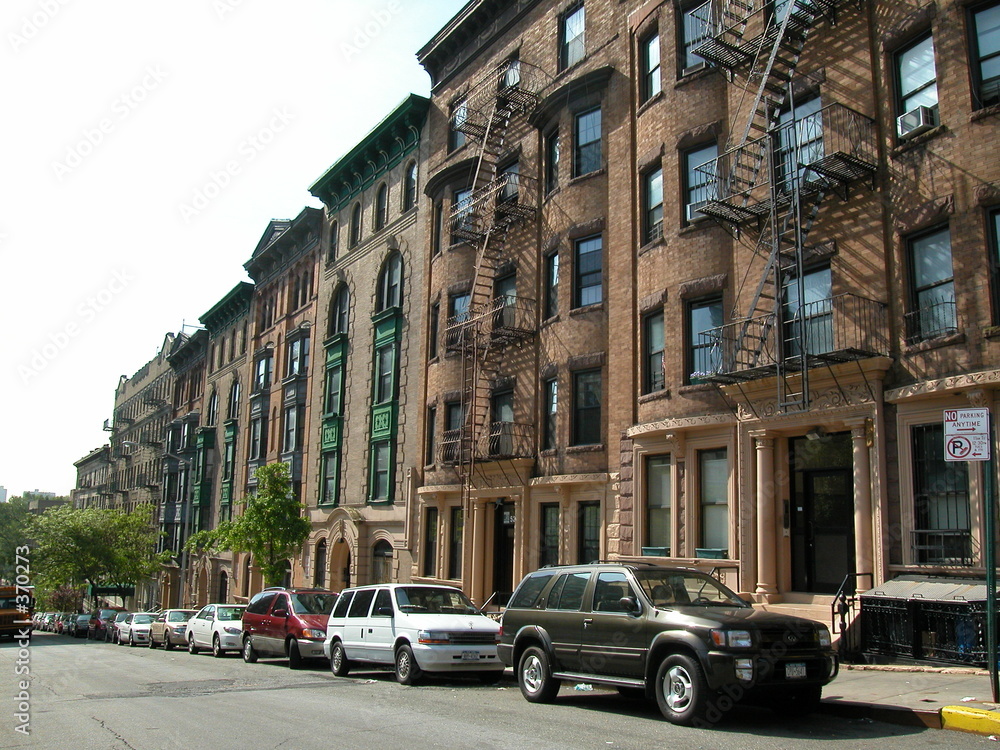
[790,434,855,594]
[492,501,516,605]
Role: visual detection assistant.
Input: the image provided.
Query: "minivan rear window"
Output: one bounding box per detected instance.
[509,573,554,609]
[348,589,376,617]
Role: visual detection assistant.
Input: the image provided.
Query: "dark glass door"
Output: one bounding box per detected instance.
[493,501,516,605]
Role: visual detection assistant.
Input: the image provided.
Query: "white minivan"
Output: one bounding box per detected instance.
[324,583,504,685]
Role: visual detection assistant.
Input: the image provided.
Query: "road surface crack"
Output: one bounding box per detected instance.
[93,717,138,750]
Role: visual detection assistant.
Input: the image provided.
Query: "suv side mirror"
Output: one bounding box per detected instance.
[619,596,640,614]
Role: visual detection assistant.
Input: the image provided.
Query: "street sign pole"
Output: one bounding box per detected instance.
[986,412,998,703]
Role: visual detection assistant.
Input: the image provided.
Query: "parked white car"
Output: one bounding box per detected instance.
[186,604,247,657]
[118,612,156,647]
[324,584,503,685]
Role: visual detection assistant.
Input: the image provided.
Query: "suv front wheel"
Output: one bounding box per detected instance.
[517,646,560,703]
[654,654,709,726]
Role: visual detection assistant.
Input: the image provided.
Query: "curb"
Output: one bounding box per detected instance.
[818,699,941,729]
[941,705,1000,736]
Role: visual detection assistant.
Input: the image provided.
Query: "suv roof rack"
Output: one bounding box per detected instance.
[588,559,660,567]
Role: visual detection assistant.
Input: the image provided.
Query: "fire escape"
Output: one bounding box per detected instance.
[691,0,884,412]
[441,60,542,491]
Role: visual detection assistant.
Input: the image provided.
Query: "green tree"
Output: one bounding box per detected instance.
[0,497,33,582]
[187,462,310,587]
[29,505,168,599]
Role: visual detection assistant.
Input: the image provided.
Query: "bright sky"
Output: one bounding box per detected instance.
[0,0,466,498]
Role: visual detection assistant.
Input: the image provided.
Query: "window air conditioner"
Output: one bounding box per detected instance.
[896,105,937,139]
[686,201,710,223]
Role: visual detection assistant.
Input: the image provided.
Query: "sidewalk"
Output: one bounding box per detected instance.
[820,663,1000,736]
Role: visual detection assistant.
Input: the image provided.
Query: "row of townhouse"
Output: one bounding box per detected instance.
[74,0,1000,621]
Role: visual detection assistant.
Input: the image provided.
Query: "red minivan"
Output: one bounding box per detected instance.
[240,588,338,668]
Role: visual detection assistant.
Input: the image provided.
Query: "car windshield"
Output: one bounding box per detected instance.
[0,597,18,608]
[634,571,749,608]
[217,607,244,621]
[394,587,479,615]
[290,593,337,615]
[133,614,154,624]
[167,611,193,622]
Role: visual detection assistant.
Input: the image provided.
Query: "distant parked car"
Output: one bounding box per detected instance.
[118,612,155,646]
[241,588,338,668]
[72,614,91,638]
[187,604,247,657]
[88,608,125,640]
[57,613,76,635]
[149,609,197,650]
[107,612,130,643]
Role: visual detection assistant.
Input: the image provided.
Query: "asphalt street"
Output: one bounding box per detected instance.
[0,632,983,749]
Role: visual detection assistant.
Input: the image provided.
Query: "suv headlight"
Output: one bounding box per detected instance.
[817,626,832,648]
[418,631,450,644]
[710,629,753,648]
[302,629,325,640]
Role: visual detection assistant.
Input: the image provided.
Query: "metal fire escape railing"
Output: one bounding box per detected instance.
[689,0,876,412]
[441,60,543,489]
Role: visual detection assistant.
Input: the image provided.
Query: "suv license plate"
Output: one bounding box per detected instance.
[786,662,806,679]
[461,650,481,661]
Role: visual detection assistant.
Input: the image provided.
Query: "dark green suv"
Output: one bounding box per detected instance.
[498,563,837,726]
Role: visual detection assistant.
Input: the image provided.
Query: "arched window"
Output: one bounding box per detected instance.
[206,391,219,426]
[349,202,362,248]
[243,556,252,596]
[218,571,229,603]
[375,183,389,231]
[329,284,350,337]
[372,540,393,584]
[227,380,241,419]
[403,161,417,211]
[314,539,328,588]
[281,560,292,588]
[377,253,403,312]
[328,220,339,263]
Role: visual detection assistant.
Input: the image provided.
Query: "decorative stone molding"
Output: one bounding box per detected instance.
[539,362,558,380]
[568,217,606,239]
[676,120,724,151]
[638,143,665,172]
[447,279,472,295]
[885,369,1000,402]
[567,351,606,371]
[881,3,937,53]
[529,473,610,487]
[638,288,668,313]
[627,412,735,439]
[893,194,954,234]
[975,181,1000,206]
[735,383,875,420]
[679,273,727,299]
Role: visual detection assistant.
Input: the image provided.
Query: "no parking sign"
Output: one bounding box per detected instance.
[943,408,991,462]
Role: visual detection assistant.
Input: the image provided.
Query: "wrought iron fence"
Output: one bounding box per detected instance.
[904,299,958,345]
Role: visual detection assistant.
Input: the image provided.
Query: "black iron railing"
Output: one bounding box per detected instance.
[904,299,958,345]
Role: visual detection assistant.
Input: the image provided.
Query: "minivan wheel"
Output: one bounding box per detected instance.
[518,646,560,703]
[330,642,351,677]
[287,640,302,669]
[242,637,258,663]
[394,644,422,685]
[655,654,709,726]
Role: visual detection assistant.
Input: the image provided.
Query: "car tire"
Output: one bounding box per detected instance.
[128,633,135,647]
[330,642,351,677]
[517,646,560,703]
[213,634,225,658]
[394,644,422,685]
[242,637,258,664]
[655,654,709,726]
[477,671,504,686]
[164,635,174,651]
[188,635,199,654]
[148,633,156,648]
[287,640,303,670]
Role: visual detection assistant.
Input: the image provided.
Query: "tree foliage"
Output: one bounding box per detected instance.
[187,462,310,587]
[28,504,169,596]
[0,497,33,582]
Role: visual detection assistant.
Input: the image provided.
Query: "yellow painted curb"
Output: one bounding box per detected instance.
[941,705,1000,735]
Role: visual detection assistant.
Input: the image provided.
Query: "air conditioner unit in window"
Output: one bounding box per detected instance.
[686,201,710,223]
[897,105,938,139]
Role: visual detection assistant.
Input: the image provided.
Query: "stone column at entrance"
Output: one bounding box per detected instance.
[752,432,778,600]
[468,498,485,606]
[849,420,874,593]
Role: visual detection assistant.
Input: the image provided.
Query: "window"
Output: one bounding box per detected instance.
[249,417,265,460]
[896,34,938,123]
[912,423,972,564]
[254,355,272,391]
[428,301,440,359]
[371,442,391,502]
[907,226,957,343]
[283,405,303,453]
[403,161,418,211]
[574,107,601,176]
[450,98,468,151]
[433,201,444,255]
[375,183,388,231]
[991,210,1000,322]
[377,253,403,311]
[641,31,661,102]
[314,539,327,588]
[593,571,636,613]
[206,391,218,426]
[222,440,235,483]
[543,377,558,450]
[448,507,464,579]
[445,401,464,431]
[699,448,728,553]
[349,202,362,247]
[545,130,560,194]
[577,502,600,563]
[540,504,560,568]
[643,167,663,243]
[560,3,586,69]
[501,58,521,89]
[286,336,309,377]
[423,507,438,577]
[321,452,338,505]
[328,220,339,263]
[775,97,823,191]
[688,296,723,382]
[499,161,520,203]
[227,380,241,419]
[646,455,671,552]
[330,285,350,337]
[374,345,394,404]
[684,142,718,223]
[643,310,665,393]
[425,406,436,466]
[782,266,833,356]
[347,589,373,617]
[549,571,589,609]
[452,188,473,243]
[545,252,559,319]
[324,365,343,415]
[574,235,603,307]
[681,3,712,72]
[971,3,1000,108]
[572,369,601,445]
[449,291,470,324]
